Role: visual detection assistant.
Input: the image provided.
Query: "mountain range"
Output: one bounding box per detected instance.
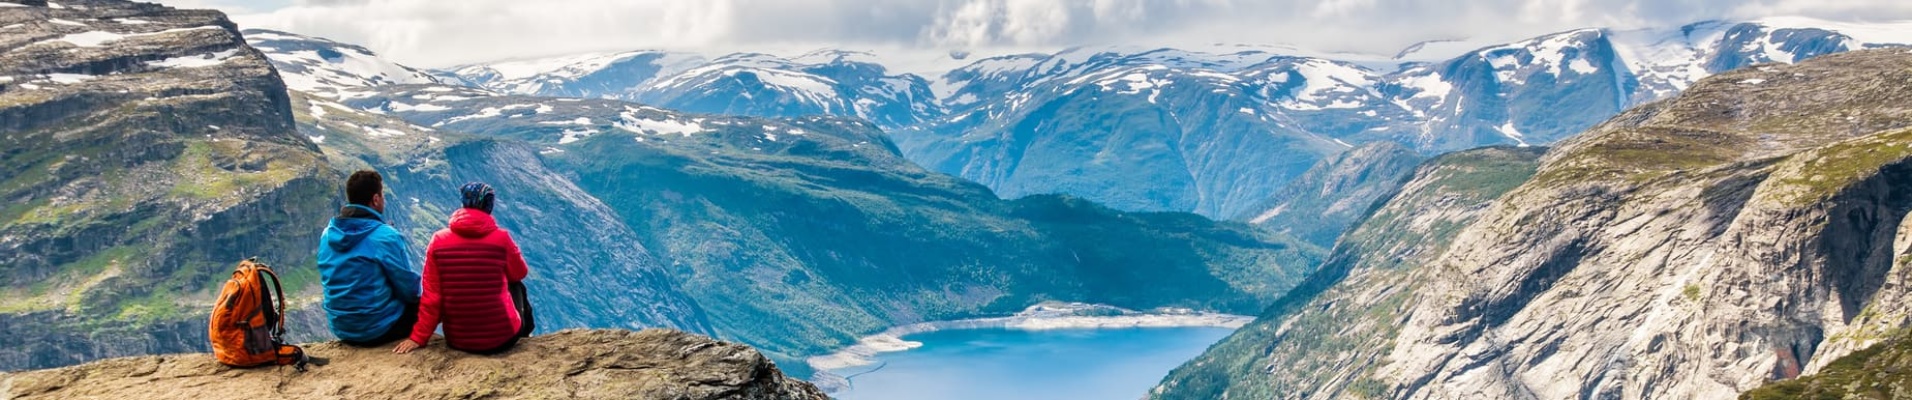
[435,18,1912,219]
[10,1,1912,398]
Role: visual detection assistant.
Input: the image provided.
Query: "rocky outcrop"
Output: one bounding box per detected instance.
[1155,48,1912,399]
[0,329,827,400]
[0,0,335,370]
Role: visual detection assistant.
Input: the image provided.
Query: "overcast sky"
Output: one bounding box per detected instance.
[157,0,1912,69]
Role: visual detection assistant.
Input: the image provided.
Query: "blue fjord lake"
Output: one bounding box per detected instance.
[826,327,1236,400]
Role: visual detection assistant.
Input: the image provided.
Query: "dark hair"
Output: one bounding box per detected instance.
[346,170,383,206]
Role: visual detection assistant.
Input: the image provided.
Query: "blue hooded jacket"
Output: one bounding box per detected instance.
[316,205,422,342]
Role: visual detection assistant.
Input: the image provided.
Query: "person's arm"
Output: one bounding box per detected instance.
[399,239,442,353]
[503,232,529,282]
[378,227,422,303]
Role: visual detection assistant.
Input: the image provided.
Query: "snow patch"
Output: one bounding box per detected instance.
[364,126,408,138]
[1279,59,1376,110]
[1497,121,1531,146]
[54,31,122,47]
[387,102,450,112]
[558,128,599,144]
[147,49,241,68]
[615,107,707,137]
[44,73,95,84]
[1568,57,1599,74]
[538,117,594,126]
[250,33,438,97]
[52,26,221,48]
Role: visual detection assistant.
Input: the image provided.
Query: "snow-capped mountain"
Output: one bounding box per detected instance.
[240,29,438,98]
[895,47,1397,216]
[243,18,1912,219]
[895,17,1912,218]
[443,49,942,129]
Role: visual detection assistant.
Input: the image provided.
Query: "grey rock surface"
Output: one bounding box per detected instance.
[0,329,828,400]
[1155,49,1912,400]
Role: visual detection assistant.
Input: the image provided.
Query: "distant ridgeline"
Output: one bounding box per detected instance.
[0,0,1318,378]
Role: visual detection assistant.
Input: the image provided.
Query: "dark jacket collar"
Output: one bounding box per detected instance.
[338,204,384,222]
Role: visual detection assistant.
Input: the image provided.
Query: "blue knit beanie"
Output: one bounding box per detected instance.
[460,182,495,213]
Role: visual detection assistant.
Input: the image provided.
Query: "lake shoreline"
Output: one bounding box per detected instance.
[804,302,1251,393]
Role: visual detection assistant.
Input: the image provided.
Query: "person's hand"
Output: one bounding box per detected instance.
[393,339,422,354]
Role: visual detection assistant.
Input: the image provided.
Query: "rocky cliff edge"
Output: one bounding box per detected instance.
[0,329,827,400]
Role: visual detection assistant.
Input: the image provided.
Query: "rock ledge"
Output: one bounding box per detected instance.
[0,329,827,400]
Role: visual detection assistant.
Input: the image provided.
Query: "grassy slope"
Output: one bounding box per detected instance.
[1742,333,1912,400]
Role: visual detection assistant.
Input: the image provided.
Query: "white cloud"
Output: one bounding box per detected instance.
[155,0,1912,68]
[230,0,737,66]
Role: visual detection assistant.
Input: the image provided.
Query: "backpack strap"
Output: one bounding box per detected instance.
[251,262,315,372]
[255,265,288,338]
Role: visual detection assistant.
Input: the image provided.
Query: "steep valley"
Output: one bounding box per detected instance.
[304,84,1324,373]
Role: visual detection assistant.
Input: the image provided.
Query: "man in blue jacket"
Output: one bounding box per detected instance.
[316,170,422,346]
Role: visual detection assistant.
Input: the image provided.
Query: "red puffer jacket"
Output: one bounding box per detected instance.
[409,208,529,351]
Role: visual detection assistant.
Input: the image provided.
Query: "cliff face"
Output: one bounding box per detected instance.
[1156,48,1912,399]
[1154,146,1545,399]
[0,329,827,400]
[0,0,334,370]
[1375,49,1912,400]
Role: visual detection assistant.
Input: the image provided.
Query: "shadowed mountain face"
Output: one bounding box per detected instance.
[288,92,716,337]
[1239,141,1426,248]
[1154,49,1912,400]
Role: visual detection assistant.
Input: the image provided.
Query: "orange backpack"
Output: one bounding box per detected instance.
[209,258,310,370]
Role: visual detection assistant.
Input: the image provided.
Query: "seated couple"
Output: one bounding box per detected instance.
[315,171,537,354]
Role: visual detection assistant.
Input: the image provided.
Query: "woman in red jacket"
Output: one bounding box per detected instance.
[394,182,536,355]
